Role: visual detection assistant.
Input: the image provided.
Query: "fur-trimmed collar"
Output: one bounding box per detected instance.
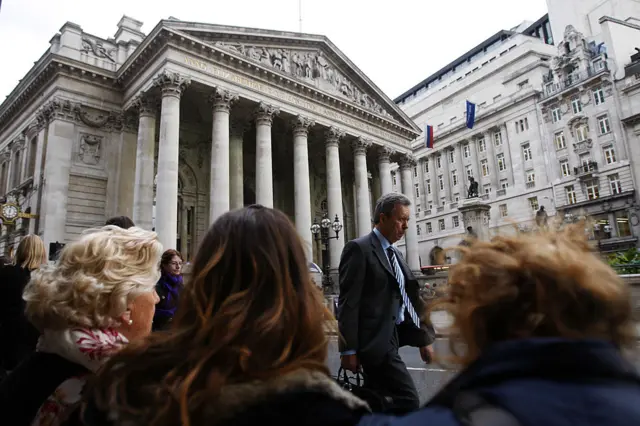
[206,369,370,423]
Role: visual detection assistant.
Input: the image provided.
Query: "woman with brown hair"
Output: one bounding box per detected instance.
[152,249,184,331]
[358,225,640,426]
[82,205,370,426]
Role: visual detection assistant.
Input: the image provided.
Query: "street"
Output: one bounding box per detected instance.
[327,337,457,404]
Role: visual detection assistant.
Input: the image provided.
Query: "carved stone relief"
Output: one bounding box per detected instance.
[213,42,392,119]
[80,38,116,63]
[78,133,103,166]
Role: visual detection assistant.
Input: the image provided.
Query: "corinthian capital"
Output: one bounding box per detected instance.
[398,154,417,171]
[152,70,191,98]
[324,126,345,148]
[377,145,395,163]
[352,137,371,156]
[210,87,239,113]
[254,102,280,126]
[131,93,158,116]
[291,115,315,136]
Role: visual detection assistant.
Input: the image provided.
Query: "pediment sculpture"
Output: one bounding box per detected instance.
[213,42,393,119]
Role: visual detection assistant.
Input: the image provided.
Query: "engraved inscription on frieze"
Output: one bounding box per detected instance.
[78,133,103,166]
[212,42,392,119]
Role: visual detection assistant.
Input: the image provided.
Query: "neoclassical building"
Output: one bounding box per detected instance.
[0,16,423,273]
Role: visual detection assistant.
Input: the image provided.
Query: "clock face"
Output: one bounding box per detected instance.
[2,204,18,220]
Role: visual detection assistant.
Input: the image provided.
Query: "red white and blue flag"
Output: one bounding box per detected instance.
[425,125,434,149]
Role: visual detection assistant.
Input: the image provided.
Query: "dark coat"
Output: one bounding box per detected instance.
[152,273,183,331]
[0,265,39,370]
[338,232,435,364]
[81,369,370,426]
[357,338,640,426]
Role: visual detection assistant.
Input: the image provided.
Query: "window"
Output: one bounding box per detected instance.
[522,143,532,161]
[500,179,509,189]
[603,145,616,164]
[416,224,421,235]
[451,170,458,186]
[452,215,460,228]
[12,150,21,188]
[438,175,444,190]
[494,132,503,146]
[484,185,492,195]
[438,219,445,231]
[27,137,37,178]
[593,87,605,105]
[526,170,535,183]
[426,222,433,234]
[555,132,566,149]
[424,161,429,173]
[392,173,396,186]
[463,144,470,158]
[426,180,431,195]
[609,174,622,195]
[551,108,561,123]
[478,138,486,153]
[598,115,611,135]
[414,183,420,198]
[497,153,506,171]
[575,126,589,142]
[465,165,473,178]
[428,202,433,211]
[449,150,455,164]
[436,155,442,169]
[565,185,577,204]
[586,178,600,200]
[499,204,508,217]
[579,153,592,167]
[615,211,632,237]
[571,97,582,114]
[560,159,570,177]
[413,166,418,178]
[441,198,446,206]
[454,194,460,202]
[528,197,539,211]
[481,159,489,177]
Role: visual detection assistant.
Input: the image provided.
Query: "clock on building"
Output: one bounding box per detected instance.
[1,203,19,222]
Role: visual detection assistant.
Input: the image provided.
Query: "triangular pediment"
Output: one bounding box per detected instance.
[160,21,420,134]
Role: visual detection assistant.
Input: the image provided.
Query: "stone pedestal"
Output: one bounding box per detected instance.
[457,197,492,241]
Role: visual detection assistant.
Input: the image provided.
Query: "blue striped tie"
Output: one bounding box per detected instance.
[387,247,420,327]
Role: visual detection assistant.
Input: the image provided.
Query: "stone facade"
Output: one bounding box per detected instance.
[0,16,422,272]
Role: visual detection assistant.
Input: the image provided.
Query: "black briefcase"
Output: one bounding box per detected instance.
[335,367,393,413]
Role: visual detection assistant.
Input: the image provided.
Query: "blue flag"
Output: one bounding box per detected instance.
[466,101,476,129]
[425,125,434,148]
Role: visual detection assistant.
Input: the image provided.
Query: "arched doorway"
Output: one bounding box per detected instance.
[429,246,446,266]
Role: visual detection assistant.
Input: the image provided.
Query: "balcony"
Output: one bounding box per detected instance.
[526,181,536,190]
[497,188,506,197]
[543,62,609,99]
[574,161,598,178]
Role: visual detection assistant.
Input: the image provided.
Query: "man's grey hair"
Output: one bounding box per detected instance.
[373,193,411,225]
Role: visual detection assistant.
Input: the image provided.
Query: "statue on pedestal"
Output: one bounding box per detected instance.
[536,206,549,228]
[467,176,479,199]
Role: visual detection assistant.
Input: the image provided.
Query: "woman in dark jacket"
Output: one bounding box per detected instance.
[152,249,184,331]
[0,234,46,372]
[82,205,370,426]
[359,225,640,426]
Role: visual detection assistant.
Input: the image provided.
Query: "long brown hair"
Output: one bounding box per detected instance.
[88,205,330,425]
[434,223,636,366]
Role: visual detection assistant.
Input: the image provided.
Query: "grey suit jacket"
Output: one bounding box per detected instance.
[337,231,435,365]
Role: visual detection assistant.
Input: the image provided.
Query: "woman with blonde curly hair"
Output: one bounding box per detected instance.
[81,205,370,426]
[0,226,162,426]
[359,225,640,426]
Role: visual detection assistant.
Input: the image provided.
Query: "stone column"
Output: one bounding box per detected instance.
[325,127,345,273]
[254,102,280,208]
[292,115,315,261]
[399,155,420,271]
[468,139,481,183]
[441,150,451,203]
[485,130,499,189]
[429,155,439,208]
[229,117,246,210]
[500,124,515,187]
[417,158,428,209]
[352,137,372,237]
[180,203,189,258]
[132,94,157,230]
[453,143,464,199]
[209,88,238,224]
[377,145,395,195]
[153,70,190,251]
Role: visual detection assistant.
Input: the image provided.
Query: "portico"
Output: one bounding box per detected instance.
[0,17,422,274]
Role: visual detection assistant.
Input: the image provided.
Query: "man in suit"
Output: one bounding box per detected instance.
[338,192,435,414]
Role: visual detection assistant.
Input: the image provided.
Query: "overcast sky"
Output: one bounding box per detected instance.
[0,0,548,103]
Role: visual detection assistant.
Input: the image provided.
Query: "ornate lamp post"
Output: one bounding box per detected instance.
[311,213,343,292]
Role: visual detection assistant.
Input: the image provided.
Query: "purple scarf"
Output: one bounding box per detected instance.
[155,272,183,318]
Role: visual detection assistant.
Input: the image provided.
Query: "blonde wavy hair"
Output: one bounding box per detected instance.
[437,223,636,366]
[24,226,162,330]
[15,234,46,270]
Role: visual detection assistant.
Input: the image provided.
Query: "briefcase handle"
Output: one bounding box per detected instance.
[337,366,365,388]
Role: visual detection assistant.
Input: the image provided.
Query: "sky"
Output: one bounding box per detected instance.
[0,0,548,103]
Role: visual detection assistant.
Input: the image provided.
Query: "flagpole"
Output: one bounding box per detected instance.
[298,0,302,32]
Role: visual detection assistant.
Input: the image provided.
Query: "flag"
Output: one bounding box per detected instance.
[425,125,434,148]
[466,101,476,129]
